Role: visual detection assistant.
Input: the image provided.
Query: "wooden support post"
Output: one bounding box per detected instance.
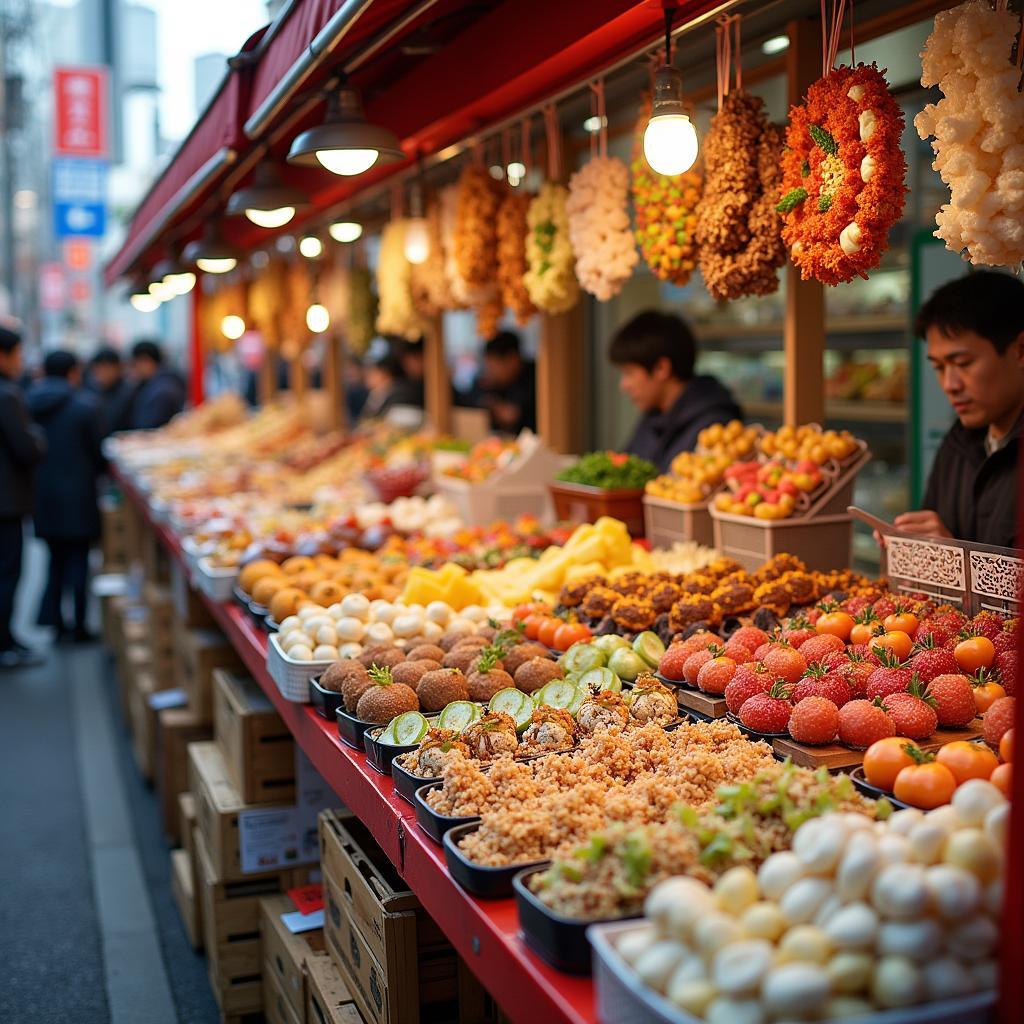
[323,334,347,432]
[258,345,277,406]
[289,344,308,402]
[537,303,585,454]
[784,17,826,427]
[423,314,451,434]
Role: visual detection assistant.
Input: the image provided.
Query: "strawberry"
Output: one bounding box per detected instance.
[840,653,874,697]
[865,651,913,701]
[908,639,959,682]
[970,611,1005,642]
[799,632,846,665]
[739,681,793,734]
[729,626,769,654]
[725,663,771,715]
[847,643,881,665]
[932,606,967,636]
[657,644,690,682]
[882,679,938,739]
[697,656,737,695]
[842,595,873,616]
[754,642,773,661]
[763,644,807,685]
[995,649,1017,696]
[721,640,754,665]
[789,664,852,706]
[992,630,1017,657]
[915,619,955,648]
[676,630,721,661]
[789,696,840,745]
[781,619,816,649]
[872,595,898,621]
[838,699,896,749]
[821,649,849,670]
[926,673,978,727]
[683,647,717,687]
[982,696,1015,749]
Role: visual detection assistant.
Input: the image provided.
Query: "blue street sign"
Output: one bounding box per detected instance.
[52,157,107,238]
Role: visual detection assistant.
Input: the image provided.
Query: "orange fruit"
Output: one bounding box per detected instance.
[1000,728,1014,763]
[990,762,1012,797]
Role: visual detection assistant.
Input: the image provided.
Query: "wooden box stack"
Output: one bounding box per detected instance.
[143,581,178,689]
[170,557,215,629]
[176,624,245,722]
[100,497,129,571]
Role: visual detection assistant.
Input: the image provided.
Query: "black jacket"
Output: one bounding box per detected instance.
[127,368,185,430]
[476,361,537,435]
[88,377,134,436]
[0,371,47,518]
[624,375,743,473]
[28,379,104,541]
[923,414,1020,549]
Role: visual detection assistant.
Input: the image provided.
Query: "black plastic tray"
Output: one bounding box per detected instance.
[391,756,439,805]
[309,675,344,721]
[513,866,632,975]
[653,670,699,694]
[849,766,911,809]
[335,706,376,751]
[726,711,790,741]
[443,824,548,899]
[265,615,280,633]
[363,726,424,775]
[413,783,479,843]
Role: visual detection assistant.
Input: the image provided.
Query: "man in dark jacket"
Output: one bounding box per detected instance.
[476,331,536,434]
[126,339,185,430]
[609,310,742,473]
[894,271,1024,549]
[87,345,133,435]
[0,325,47,666]
[29,350,104,641]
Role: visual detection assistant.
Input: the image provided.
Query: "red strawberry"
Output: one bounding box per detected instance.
[754,641,773,661]
[847,643,881,665]
[725,664,771,715]
[995,650,1017,696]
[970,611,1004,641]
[932,607,967,636]
[676,630,720,660]
[842,595,873,616]
[789,696,840,745]
[865,652,913,701]
[657,644,690,682]
[683,647,717,686]
[839,653,874,698]
[926,673,978,727]
[729,626,769,654]
[781,620,816,649]
[992,630,1017,656]
[838,699,896,749]
[789,664,852,706]
[982,696,1015,749]
[821,649,849,670]
[739,682,793,733]
[805,607,822,625]
[697,656,737,695]
[721,640,754,665]
[763,644,807,685]
[882,680,938,740]
[872,595,898,620]
[800,633,846,665]
[908,640,959,683]
[914,619,954,648]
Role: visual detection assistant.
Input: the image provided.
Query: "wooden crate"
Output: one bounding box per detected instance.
[306,953,362,1024]
[711,512,854,574]
[177,625,245,722]
[171,848,202,949]
[642,495,714,549]
[128,669,160,781]
[264,962,303,1024]
[214,669,296,804]
[101,499,129,571]
[171,557,215,629]
[549,482,646,538]
[158,708,213,843]
[140,519,170,584]
[260,895,328,1021]
[180,792,199,891]
[188,742,299,882]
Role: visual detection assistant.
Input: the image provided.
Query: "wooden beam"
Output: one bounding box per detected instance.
[323,333,346,432]
[423,314,451,434]
[537,302,585,454]
[783,17,825,427]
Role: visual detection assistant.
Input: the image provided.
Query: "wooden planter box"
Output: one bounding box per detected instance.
[548,482,647,538]
[711,511,854,573]
[642,495,714,549]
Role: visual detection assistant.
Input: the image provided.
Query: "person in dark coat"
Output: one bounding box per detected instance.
[609,310,742,473]
[126,339,185,430]
[475,331,536,435]
[894,271,1024,548]
[28,350,104,641]
[0,325,47,666]
[87,345,133,435]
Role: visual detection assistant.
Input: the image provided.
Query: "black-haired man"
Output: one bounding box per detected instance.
[609,310,741,472]
[479,331,536,434]
[126,339,185,430]
[896,271,1024,548]
[0,324,46,666]
[87,345,132,435]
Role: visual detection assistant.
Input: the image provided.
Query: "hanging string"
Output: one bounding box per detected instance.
[543,104,561,181]
[715,14,743,110]
[588,79,607,159]
[821,0,848,77]
[520,115,532,174]
[849,0,856,66]
[733,15,742,89]
[501,128,511,177]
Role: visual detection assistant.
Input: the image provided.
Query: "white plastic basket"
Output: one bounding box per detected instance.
[588,920,996,1024]
[194,556,238,603]
[266,633,332,702]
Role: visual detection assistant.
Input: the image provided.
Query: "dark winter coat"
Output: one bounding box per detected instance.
[624,375,743,474]
[88,377,134,435]
[923,414,1020,549]
[127,368,185,430]
[28,378,104,541]
[0,371,47,518]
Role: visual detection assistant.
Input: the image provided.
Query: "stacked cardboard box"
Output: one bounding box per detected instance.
[100,496,128,571]
[143,581,178,689]
[176,623,244,722]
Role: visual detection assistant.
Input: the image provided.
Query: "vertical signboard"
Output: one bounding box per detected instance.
[53,67,109,158]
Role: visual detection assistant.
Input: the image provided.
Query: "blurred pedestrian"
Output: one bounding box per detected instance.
[477,331,536,434]
[87,345,133,435]
[28,350,104,642]
[126,339,185,429]
[0,324,47,666]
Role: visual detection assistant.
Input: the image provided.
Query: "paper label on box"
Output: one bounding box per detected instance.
[287,884,323,915]
[282,908,324,934]
[147,688,188,711]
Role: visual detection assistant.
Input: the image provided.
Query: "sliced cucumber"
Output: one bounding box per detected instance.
[437,700,481,733]
[633,631,666,668]
[559,643,606,675]
[377,719,400,745]
[390,711,429,746]
[578,667,621,693]
[536,679,581,711]
[489,687,535,732]
[566,687,587,717]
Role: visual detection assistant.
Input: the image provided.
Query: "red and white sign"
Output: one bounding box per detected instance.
[53,67,109,158]
[63,238,92,271]
[40,263,65,310]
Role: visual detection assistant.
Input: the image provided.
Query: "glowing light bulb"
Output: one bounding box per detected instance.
[196,257,237,274]
[245,206,296,229]
[221,315,246,340]
[643,113,699,176]
[329,221,362,243]
[165,272,196,296]
[130,293,160,312]
[315,148,378,176]
[306,303,330,333]
[149,280,175,302]
[403,219,429,264]
[299,236,323,259]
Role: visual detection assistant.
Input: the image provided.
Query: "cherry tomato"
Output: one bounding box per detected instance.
[893,761,957,809]
[973,680,1006,714]
[850,620,883,646]
[816,611,855,642]
[512,603,546,623]
[871,630,913,662]
[863,737,919,791]
[935,740,998,785]
[955,635,996,673]
[1000,728,1014,763]
[990,762,1012,797]
[522,614,545,641]
[884,611,920,635]
[553,621,591,652]
[537,617,562,649]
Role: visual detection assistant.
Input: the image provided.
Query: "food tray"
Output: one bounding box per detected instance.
[588,919,997,1024]
[513,866,622,975]
[362,725,427,775]
[335,706,376,751]
[179,537,204,578]
[413,783,480,843]
[264,615,280,632]
[194,556,238,603]
[849,766,911,809]
[308,675,344,720]
[391,756,438,804]
[443,824,549,899]
[549,482,646,539]
[642,495,714,549]
[710,511,856,575]
[266,633,330,702]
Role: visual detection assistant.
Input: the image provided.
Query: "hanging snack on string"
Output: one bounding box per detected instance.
[453,162,502,288]
[777,0,907,285]
[347,265,377,357]
[496,120,536,324]
[915,0,1024,268]
[411,195,455,317]
[376,218,427,341]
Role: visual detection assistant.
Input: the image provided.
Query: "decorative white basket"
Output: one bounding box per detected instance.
[266,633,332,703]
[194,556,238,603]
